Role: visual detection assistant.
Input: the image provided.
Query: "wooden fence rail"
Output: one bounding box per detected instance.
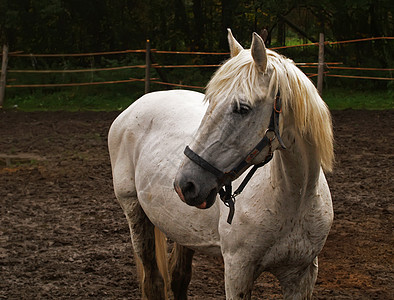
[1,35,393,107]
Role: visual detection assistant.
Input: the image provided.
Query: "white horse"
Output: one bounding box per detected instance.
[108,29,334,300]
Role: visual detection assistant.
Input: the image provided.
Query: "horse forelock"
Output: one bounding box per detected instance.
[205,48,334,172]
[205,49,271,106]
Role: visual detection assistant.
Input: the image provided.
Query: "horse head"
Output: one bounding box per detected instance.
[174,30,287,210]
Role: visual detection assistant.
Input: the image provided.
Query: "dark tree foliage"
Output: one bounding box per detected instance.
[0,0,392,66]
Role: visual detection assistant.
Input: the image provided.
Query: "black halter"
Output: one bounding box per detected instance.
[184,91,286,224]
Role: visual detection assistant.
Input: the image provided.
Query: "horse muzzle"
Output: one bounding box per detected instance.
[174,171,218,209]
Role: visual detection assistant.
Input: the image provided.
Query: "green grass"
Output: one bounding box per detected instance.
[3,86,145,112]
[323,88,393,110]
[2,87,393,111]
[5,93,136,112]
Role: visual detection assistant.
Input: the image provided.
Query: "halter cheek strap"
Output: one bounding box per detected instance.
[184,91,286,224]
[184,146,223,178]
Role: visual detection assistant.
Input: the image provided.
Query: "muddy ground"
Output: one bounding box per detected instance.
[0,109,393,299]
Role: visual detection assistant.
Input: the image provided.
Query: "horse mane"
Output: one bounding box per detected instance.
[205,49,334,172]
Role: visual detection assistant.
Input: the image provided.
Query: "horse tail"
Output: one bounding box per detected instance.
[134,227,171,299]
[134,254,144,294]
[155,226,171,299]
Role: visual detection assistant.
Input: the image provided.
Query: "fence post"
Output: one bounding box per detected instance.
[317,33,324,95]
[145,39,151,94]
[0,44,9,108]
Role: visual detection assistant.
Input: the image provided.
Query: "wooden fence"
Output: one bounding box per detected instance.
[1,35,393,108]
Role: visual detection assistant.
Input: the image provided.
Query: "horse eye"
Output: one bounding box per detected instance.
[233,103,251,115]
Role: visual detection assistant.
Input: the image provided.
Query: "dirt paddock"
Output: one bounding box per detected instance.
[1,109,393,299]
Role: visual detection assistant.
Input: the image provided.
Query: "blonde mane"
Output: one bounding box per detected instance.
[205,49,334,172]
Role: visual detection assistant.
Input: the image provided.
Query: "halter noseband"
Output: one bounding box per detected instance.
[184,91,286,224]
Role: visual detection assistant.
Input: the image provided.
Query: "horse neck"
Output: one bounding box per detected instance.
[271,128,321,206]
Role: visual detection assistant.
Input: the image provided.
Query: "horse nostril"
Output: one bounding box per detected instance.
[182,181,198,199]
[174,173,201,204]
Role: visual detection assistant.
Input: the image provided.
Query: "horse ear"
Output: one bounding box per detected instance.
[251,32,268,73]
[227,28,243,57]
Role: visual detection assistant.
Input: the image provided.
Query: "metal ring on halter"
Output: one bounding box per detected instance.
[265,128,276,141]
[274,96,282,113]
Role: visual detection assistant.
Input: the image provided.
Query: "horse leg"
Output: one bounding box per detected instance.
[223,254,257,300]
[276,257,319,300]
[169,243,195,300]
[119,195,167,300]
